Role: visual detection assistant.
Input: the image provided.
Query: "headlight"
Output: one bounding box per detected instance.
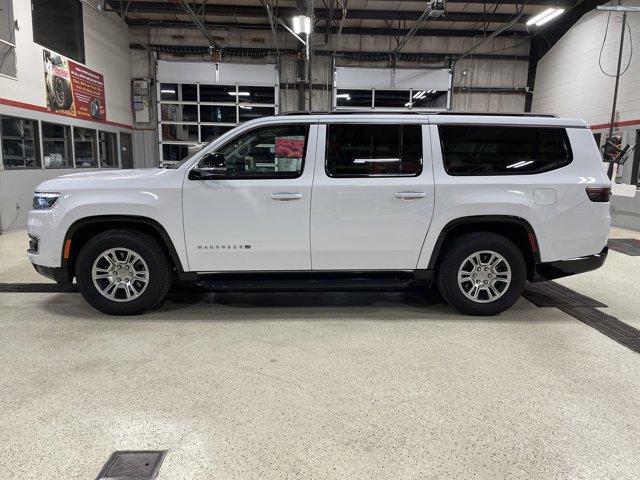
[33,192,60,210]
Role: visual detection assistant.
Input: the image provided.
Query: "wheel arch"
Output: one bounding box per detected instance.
[61,215,186,281]
[426,215,540,282]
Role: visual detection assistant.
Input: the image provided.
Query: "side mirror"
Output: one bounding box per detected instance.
[189,153,228,180]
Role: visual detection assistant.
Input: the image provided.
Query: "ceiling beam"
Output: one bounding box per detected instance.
[125,19,530,38]
[105,1,526,23]
[131,42,530,61]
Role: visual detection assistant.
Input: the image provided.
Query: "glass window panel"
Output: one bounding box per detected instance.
[238,86,276,105]
[161,104,198,122]
[326,124,422,177]
[42,122,72,168]
[73,127,97,168]
[439,126,573,176]
[201,125,233,143]
[99,131,118,168]
[336,89,372,108]
[32,0,85,63]
[1,116,40,169]
[207,124,309,178]
[1,0,15,44]
[0,42,16,78]
[201,105,236,123]
[162,124,199,142]
[374,90,410,108]
[411,90,448,109]
[162,143,203,163]
[200,84,235,103]
[238,106,275,122]
[159,83,197,102]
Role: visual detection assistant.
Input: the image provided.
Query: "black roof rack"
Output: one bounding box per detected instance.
[277,110,559,117]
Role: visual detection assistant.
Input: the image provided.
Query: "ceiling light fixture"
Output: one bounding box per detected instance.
[526,8,565,26]
[292,15,312,35]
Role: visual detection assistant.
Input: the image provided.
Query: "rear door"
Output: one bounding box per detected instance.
[310,121,435,270]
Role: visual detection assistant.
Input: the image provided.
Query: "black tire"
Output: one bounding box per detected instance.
[52,76,73,110]
[436,232,526,316]
[76,229,171,315]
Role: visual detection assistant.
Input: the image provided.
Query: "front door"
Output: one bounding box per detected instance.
[310,122,434,270]
[183,122,317,272]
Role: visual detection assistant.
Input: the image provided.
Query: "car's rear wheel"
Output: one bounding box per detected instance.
[437,232,526,316]
[76,230,171,315]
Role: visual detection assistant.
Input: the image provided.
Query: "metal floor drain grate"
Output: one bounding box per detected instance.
[0,283,78,293]
[523,281,606,307]
[560,306,640,354]
[96,450,167,480]
[608,238,640,256]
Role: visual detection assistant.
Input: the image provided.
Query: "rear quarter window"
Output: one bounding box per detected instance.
[439,125,573,176]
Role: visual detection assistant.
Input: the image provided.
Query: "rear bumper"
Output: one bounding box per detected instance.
[534,247,608,281]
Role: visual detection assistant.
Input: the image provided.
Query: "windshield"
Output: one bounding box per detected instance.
[164,146,204,169]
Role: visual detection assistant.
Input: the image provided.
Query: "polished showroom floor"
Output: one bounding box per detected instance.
[1,228,639,479]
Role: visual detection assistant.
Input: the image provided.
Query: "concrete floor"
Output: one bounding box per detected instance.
[1,228,639,479]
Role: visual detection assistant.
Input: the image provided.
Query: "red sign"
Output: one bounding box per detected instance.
[43,49,106,121]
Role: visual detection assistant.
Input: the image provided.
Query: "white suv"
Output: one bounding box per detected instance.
[27,113,611,316]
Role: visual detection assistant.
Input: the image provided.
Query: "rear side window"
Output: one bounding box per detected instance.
[326,124,422,177]
[439,125,572,176]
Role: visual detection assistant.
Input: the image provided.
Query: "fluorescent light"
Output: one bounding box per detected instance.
[526,8,564,26]
[413,90,426,99]
[535,8,564,26]
[405,102,412,107]
[161,89,175,94]
[239,105,252,110]
[506,160,534,169]
[228,91,251,96]
[292,14,311,34]
[336,93,351,99]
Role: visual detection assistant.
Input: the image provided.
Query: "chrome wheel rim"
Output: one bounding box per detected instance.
[92,248,149,302]
[457,250,511,303]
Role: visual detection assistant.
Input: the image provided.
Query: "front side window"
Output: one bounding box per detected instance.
[98,131,118,168]
[42,122,72,168]
[326,124,422,177]
[73,127,97,168]
[32,0,85,63]
[1,116,40,169]
[209,124,309,178]
[439,125,573,176]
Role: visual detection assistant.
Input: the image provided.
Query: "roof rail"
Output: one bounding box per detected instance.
[277,110,559,117]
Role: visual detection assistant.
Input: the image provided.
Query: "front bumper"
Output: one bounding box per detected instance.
[534,247,608,281]
[32,264,72,283]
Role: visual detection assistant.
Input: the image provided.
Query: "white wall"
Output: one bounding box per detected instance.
[0,0,134,232]
[532,2,640,230]
[531,1,640,127]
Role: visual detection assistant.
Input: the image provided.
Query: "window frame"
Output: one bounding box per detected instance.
[438,124,574,177]
[0,115,41,170]
[324,122,424,179]
[98,130,119,168]
[0,0,17,79]
[192,123,311,181]
[72,126,98,168]
[41,120,73,169]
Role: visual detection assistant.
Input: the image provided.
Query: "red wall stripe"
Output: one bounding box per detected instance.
[0,97,133,130]
[590,118,640,131]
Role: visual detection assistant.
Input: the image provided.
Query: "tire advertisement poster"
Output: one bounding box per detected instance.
[43,49,106,121]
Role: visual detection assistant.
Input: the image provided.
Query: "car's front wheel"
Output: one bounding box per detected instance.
[437,232,526,316]
[76,230,171,315]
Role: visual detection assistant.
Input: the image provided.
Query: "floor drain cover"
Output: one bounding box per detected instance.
[608,238,640,256]
[96,451,166,480]
[523,281,606,308]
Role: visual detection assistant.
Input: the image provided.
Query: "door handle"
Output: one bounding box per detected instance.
[270,192,303,201]
[394,191,427,200]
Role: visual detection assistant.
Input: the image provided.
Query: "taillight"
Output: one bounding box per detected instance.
[586,186,611,202]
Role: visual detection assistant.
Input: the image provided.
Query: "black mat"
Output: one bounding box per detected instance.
[608,238,640,256]
[523,281,607,307]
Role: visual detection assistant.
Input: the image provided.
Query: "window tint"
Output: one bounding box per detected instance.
[211,124,309,178]
[32,0,85,63]
[326,124,422,177]
[1,116,40,169]
[439,125,572,176]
